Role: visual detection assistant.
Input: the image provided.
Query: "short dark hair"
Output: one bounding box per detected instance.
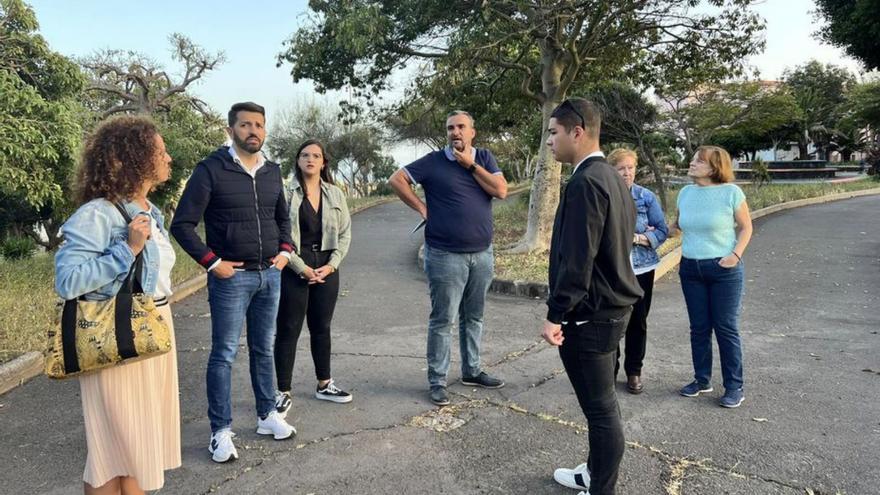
[228,101,266,127]
[551,98,601,137]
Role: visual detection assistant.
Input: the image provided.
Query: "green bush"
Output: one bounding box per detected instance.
[0,235,37,260]
[751,158,771,187]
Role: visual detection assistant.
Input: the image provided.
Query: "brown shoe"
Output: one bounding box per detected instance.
[627,375,643,394]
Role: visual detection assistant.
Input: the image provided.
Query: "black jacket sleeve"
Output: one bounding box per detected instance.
[170,163,218,268]
[546,176,609,323]
[275,177,294,254]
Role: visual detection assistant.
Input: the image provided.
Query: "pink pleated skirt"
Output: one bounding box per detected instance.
[78,304,181,491]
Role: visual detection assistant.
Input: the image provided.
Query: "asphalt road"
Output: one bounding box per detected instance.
[0,195,878,495]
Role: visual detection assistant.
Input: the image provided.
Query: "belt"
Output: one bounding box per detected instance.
[307,243,322,252]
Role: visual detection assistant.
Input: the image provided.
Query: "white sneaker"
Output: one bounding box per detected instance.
[208,429,239,463]
[256,410,296,440]
[553,462,590,490]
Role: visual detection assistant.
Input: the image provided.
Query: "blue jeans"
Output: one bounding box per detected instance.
[424,245,494,387]
[206,268,281,432]
[679,257,744,391]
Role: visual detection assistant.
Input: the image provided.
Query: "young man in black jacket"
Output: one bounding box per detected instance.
[541,98,643,495]
[170,102,297,463]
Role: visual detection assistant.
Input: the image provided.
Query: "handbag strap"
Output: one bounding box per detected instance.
[112,202,146,294]
[111,202,143,360]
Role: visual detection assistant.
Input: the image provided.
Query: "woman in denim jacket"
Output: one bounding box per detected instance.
[54,116,180,495]
[273,139,353,416]
[608,149,668,394]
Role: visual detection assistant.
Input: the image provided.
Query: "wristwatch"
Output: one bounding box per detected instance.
[468,164,477,173]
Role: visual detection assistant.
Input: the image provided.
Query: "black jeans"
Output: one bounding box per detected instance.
[274,250,340,392]
[559,312,630,495]
[616,270,655,377]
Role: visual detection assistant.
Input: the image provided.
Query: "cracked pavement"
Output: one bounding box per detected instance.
[1,196,878,494]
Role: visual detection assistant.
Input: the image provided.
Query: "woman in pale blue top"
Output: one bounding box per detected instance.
[673,145,752,408]
[608,148,668,395]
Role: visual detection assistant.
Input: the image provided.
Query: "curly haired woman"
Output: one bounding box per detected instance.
[55,115,181,494]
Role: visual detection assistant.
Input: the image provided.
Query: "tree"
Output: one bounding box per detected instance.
[814,0,880,71]
[587,81,673,210]
[838,80,880,163]
[81,33,224,119]
[844,80,880,128]
[711,83,802,160]
[81,37,227,211]
[268,99,396,196]
[278,0,765,252]
[268,99,343,177]
[784,60,855,159]
[381,65,544,184]
[0,0,83,209]
[0,0,84,248]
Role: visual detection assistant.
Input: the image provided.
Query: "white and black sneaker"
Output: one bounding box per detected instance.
[553,462,590,490]
[274,390,292,418]
[208,429,239,463]
[315,379,353,403]
[256,410,296,440]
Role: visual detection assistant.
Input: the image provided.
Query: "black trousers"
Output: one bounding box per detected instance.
[559,312,629,495]
[616,270,655,377]
[274,250,340,392]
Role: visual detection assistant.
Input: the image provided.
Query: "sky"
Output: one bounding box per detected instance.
[28,0,867,165]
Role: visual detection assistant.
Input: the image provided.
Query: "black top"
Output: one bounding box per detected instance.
[299,195,322,250]
[170,147,294,270]
[546,156,644,324]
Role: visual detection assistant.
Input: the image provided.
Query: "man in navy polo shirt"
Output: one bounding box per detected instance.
[389,110,509,406]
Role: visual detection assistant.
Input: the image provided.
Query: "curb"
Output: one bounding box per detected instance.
[0,351,43,397]
[0,196,398,397]
[489,185,880,298]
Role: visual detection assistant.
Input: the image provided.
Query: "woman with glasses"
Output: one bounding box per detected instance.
[273,140,353,418]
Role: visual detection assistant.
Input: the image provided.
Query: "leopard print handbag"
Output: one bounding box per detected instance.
[45,204,172,379]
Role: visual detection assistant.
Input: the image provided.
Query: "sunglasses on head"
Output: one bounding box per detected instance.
[561,100,586,130]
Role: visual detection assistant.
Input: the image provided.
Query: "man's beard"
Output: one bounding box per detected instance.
[234,133,263,153]
[450,139,465,151]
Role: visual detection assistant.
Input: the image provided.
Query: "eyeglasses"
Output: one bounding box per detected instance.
[561,100,586,130]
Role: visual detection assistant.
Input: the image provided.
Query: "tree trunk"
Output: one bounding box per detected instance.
[639,140,668,213]
[506,99,562,253]
[797,131,809,160]
[507,44,569,253]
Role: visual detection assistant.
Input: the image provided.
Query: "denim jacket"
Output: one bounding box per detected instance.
[55,198,167,301]
[286,181,351,274]
[631,184,669,270]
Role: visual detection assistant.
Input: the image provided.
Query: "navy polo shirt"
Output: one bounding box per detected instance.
[404,147,502,252]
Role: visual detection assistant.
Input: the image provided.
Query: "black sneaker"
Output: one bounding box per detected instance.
[460,371,505,389]
[429,386,450,406]
[274,390,292,417]
[315,379,353,403]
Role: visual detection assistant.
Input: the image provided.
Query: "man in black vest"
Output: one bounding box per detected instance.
[171,102,297,463]
[541,98,643,495]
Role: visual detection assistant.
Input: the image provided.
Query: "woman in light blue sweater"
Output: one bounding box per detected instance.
[673,145,752,408]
